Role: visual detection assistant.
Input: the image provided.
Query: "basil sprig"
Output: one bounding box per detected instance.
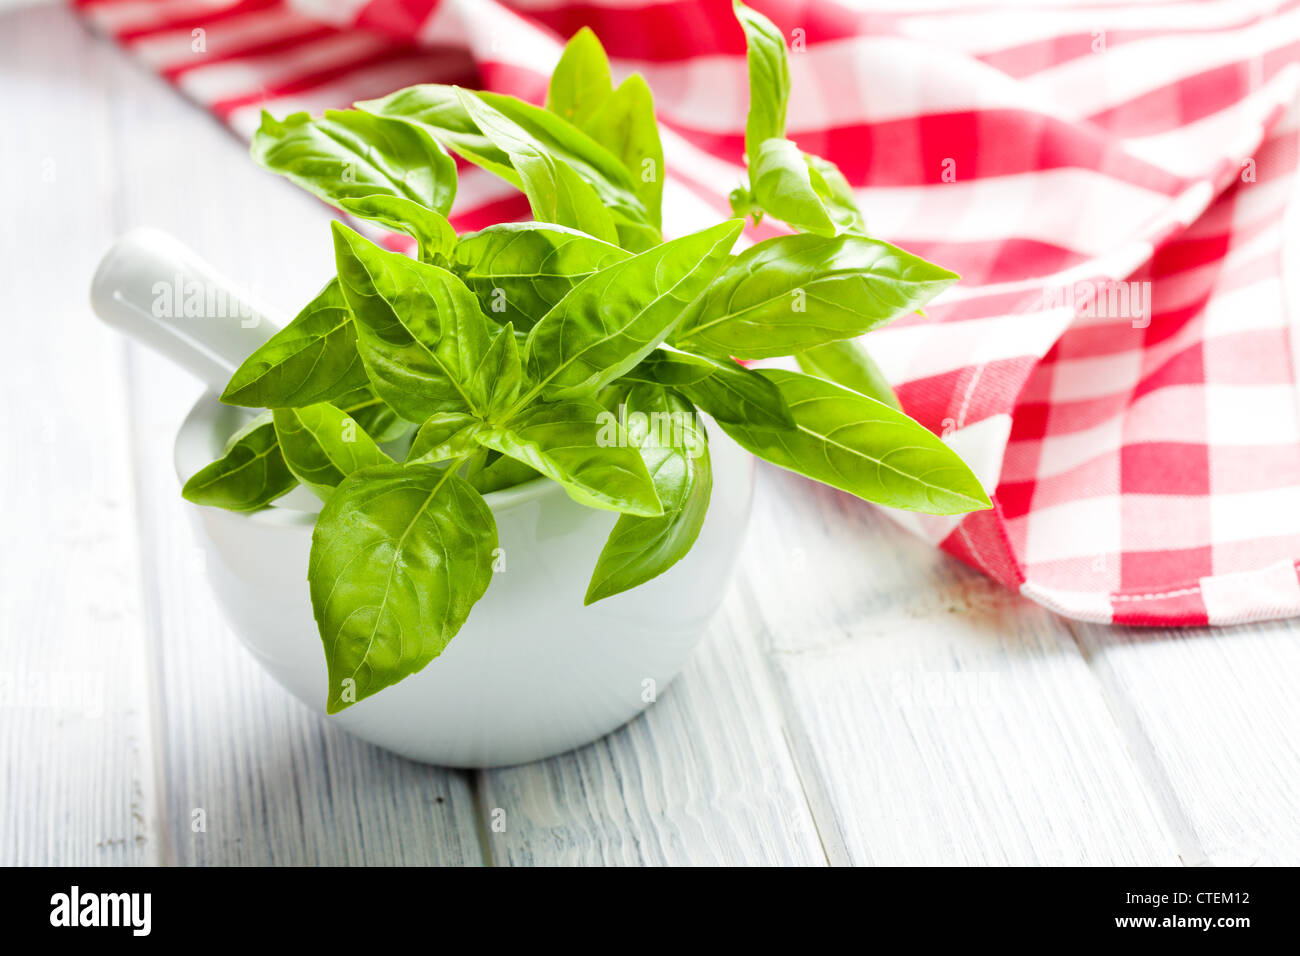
[185,3,990,713]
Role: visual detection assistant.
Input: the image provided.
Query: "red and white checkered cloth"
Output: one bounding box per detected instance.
[76,0,1300,627]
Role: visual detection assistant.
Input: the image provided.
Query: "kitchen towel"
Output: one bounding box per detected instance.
[74,0,1300,626]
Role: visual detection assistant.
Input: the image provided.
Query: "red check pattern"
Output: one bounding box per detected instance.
[75,0,1300,626]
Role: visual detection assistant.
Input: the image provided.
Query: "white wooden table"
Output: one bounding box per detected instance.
[4,2,1299,867]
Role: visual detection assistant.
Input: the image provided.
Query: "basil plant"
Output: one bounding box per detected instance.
[183,1,991,713]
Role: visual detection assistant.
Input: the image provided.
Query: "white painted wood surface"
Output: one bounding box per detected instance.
[3,2,1299,866]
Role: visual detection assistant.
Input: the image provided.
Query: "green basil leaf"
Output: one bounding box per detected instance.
[795,338,901,410]
[358,85,516,182]
[182,413,297,511]
[585,385,712,603]
[309,463,497,712]
[453,222,630,331]
[339,387,412,443]
[338,195,458,264]
[735,0,790,162]
[749,140,864,236]
[675,233,959,358]
[476,398,662,516]
[408,413,481,463]
[467,455,541,494]
[633,349,794,431]
[252,109,456,214]
[272,403,392,500]
[456,90,620,243]
[360,85,651,231]
[220,278,368,408]
[546,27,613,126]
[582,73,664,231]
[718,369,991,514]
[478,91,651,228]
[332,222,494,420]
[524,219,744,397]
[750,138,838,236]
[477,322,523,414]
[804,152,865,233]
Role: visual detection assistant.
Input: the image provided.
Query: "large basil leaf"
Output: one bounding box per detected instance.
[546,27,613,126]
[457,90,619,243]
[674,233,958,358]
[182,413,297,511]
[251,109,456,214]
[332,222,494,420]
[272,402,392,500]
[585,386,712,603]
[309,464,497,712]
[795,338,900,410]
[735,0,790,162]
[629,349,794,431]
[524,219,743,397]
[475,398,662,516]
[718,370,990,514]
[582,74,664,231]
[338,195,458,264]
[453,222,630,331]
[220,278,368,408]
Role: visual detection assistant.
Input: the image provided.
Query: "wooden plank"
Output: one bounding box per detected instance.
[1070,618,1300,866]
[478,590,827,866]
[738,465,1183,865]
[91,12,485,864]
[0,3,157,865]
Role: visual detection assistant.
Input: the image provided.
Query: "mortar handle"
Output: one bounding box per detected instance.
[90,227,287,392]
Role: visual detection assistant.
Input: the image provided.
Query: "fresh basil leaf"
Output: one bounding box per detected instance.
[272,403,392,500]
[524,219,744,398]
[735,0,790,162]
[453,222,630,331]
[220,278,368,409]
[407,413,481,463]
[338,195,458,264]
[467,455,541,494]
[675,233,958,358]
[751,138,839,235]
[358,85,516,182]
[478,322,523,414]
[718,369,990,514]
[546,27,613,126]
[182,413,297,511]
[332,222,494,420]
[338,387,412,443]
[309,463,497,712]
[252,109,456,214]
[476,398,662,516]
[796,338,900,410]
[582,73,664,231]
[804,152,865,233]
[478,91,651,228]
[611,217,663,253]
[749,139,864,236]
[456,90,620,243]
[631,349,794,431]
[585,385,712,603]
[360,85,651,232]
